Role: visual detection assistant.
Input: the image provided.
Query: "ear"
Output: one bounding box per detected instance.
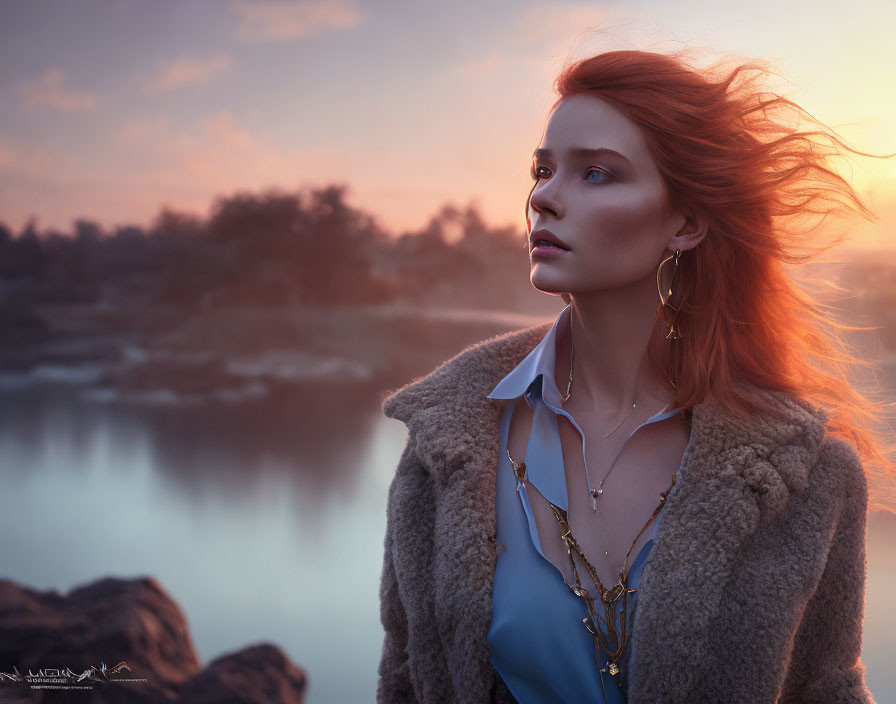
[667,211,708,254]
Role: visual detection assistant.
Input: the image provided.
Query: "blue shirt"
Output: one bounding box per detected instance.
[486,303,682,703]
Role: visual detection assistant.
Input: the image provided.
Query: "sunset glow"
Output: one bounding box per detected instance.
[1,0,893,250]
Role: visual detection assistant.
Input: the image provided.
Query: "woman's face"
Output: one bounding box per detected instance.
[526,94,687,298]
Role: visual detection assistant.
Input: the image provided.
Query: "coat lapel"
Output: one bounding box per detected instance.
[382,322,829,702]
[623,383,828,700]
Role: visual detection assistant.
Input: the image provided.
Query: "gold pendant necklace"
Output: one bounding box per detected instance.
[506,442,676,687]
[560,317,643,512]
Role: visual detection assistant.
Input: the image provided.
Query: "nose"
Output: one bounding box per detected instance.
[527,177,561,225]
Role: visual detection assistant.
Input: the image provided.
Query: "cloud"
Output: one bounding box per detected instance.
[147,54,231,93]
[230,0,363,43]
[0,134,56,178]
[18,68,97,112]
[511,4,616,46]
[450,5,622,82]
[457,49,504,77]
[113,117,168,144]
[0,108,354,233]
[108,110,348,197]
[0,140,13,169]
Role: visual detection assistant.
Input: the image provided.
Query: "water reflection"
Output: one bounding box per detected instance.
[0,380,388,509]
[1,374,894,702]
[0,380,407,704]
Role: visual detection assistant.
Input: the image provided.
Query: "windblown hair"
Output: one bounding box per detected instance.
[540,48,896,511]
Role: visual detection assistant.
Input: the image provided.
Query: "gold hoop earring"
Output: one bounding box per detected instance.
[656,248,683,340]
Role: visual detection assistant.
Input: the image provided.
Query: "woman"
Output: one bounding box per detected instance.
[377,48,894,704]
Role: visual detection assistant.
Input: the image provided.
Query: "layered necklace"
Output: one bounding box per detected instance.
[504,318,678,695]
[560,321,640,513]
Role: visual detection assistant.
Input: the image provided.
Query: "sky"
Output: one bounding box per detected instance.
[0,0,894,250]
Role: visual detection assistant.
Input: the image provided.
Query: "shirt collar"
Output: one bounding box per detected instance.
[486,303,570,409]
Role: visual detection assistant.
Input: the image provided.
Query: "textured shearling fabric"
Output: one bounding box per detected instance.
[377,321,876,704]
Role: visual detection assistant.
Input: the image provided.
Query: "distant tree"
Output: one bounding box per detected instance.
[0,185,545,311]
[384,201,532,308]
[151,208,205,239]
[5,218,46,278]
[390,229,448,302]
[203,185,392,305]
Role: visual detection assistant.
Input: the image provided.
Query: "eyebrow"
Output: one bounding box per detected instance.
[532,147,632,165]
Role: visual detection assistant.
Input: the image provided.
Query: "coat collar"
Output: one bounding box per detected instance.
[485,302,570,407]
[381,321,830,702]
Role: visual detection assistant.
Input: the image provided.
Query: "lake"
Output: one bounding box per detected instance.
[1,334,894,703]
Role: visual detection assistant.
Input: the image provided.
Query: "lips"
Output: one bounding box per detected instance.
[529,228,570,251]
[532,239,568,251]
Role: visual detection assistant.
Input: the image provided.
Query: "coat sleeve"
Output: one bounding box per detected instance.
[778,436,877,704]
[377,438,426,703]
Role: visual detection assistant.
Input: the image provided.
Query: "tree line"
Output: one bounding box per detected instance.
[0,184,545,312]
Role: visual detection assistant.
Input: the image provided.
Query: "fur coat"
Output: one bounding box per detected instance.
[376,321,875,704]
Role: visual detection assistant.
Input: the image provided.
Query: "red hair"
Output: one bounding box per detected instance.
[538,48,896,512]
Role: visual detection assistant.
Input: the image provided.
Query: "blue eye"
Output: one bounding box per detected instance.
[585,167,612,184]
[529,164,613,184]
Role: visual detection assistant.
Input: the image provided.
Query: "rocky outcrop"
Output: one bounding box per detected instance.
[0,576,307,703]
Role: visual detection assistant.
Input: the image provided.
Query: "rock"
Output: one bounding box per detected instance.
[0,577,307,703]
[177,644,307,704]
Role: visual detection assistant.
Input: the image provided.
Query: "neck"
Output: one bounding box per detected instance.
[556,282,675,418]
